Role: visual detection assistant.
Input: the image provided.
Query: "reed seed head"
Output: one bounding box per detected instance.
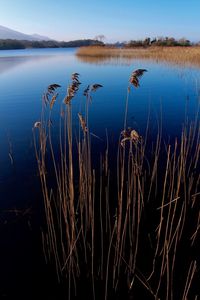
[34,121,41,128]
[78,113,88,133]
[120,128,141,147]
[91,84,103,92]
[64,73,81,104]
[129,69,147,87]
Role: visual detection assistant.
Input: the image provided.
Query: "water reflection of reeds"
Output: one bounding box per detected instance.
[77,55,135,66]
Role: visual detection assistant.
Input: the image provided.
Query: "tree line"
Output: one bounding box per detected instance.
[125,37,192,48]
[0,36,198,50]
[0,39,103,50]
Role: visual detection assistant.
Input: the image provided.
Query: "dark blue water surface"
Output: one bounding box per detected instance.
[0,48,199,298]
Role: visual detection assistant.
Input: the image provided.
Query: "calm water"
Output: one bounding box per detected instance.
[0,48,199,298]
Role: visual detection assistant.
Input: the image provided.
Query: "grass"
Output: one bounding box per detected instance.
[33,71,200,299]
[76,46,200,67]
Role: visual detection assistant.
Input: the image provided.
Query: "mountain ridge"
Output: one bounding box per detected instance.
[0,25,51,41]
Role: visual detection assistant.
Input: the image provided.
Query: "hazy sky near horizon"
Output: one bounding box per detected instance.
[0,0,200,42]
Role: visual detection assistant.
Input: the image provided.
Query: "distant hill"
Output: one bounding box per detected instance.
[0,25,105,50]
[0,25,51,41]
[30,33,51,41]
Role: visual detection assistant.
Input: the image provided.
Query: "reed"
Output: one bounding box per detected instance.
[33,71,200,299]
[77,46,200,67]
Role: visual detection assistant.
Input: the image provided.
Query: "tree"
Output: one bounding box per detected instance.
[178,38,191,46]
[94,35,106,42]
[144,37,151,46]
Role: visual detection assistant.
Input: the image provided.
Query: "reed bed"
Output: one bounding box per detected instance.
[76,46,200,67]
[33,71,200,299]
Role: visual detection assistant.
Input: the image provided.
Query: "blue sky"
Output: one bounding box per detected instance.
[0,0,200,42]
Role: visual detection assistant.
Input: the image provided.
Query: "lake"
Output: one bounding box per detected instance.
[0,48,199,299]
[0,48,199,187]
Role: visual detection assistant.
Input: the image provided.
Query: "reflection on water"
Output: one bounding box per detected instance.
[77,54,135,65]
[0,55,58,75]
[0,56,30,74]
